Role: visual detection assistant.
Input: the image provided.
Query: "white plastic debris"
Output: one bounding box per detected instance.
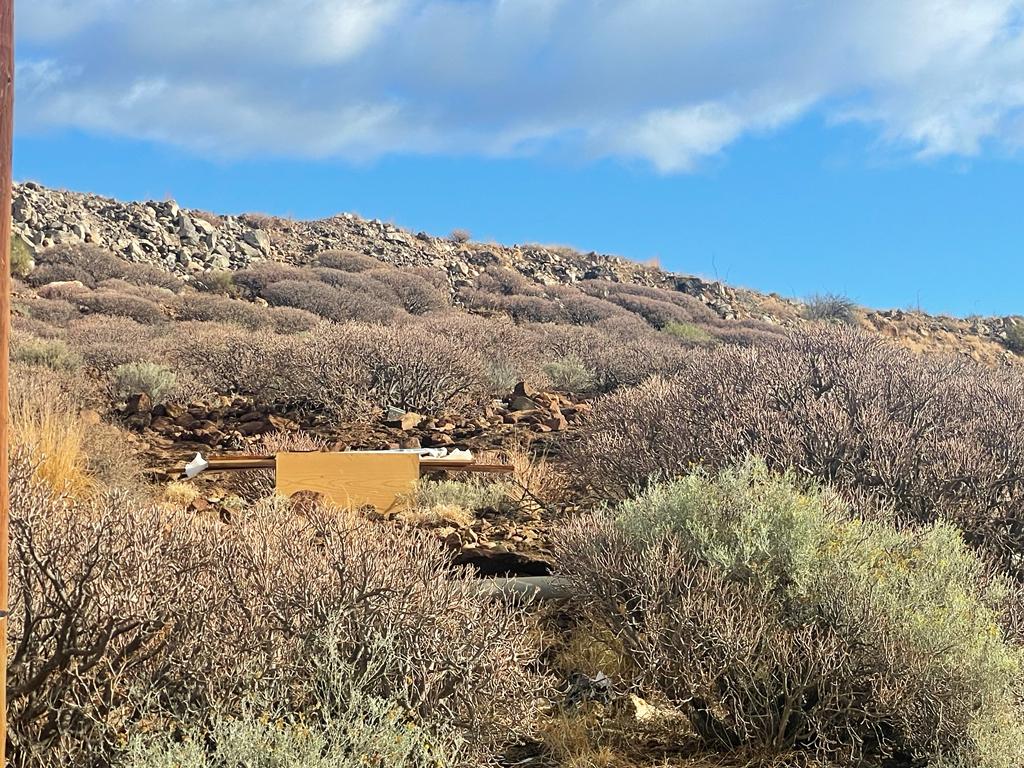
[184,452,210,478]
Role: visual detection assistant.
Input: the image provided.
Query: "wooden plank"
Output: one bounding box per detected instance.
[421,460,515,474]
[161,454,514,477]
[275,451,419,513]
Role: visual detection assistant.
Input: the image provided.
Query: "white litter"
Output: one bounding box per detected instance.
[184,452,210,478]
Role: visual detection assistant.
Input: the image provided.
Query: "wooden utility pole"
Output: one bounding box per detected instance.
[0,0,13,762]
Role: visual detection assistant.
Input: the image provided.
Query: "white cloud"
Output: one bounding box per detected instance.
[15,0,1024,171]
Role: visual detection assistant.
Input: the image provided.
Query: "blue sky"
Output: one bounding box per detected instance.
[13,1,1024,317]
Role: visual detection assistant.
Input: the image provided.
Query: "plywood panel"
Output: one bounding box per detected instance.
[275,452,419,513]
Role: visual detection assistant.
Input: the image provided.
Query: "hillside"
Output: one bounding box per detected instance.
[11,181,1022,364]
[9,182,1024,768]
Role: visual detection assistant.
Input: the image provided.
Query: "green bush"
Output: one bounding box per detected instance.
[11,338,83,371]
[10,234,35,278]
[109,361,178,404]
[663,321,713,344]
[120,635,462,768]
[542,356,597,392]
[556,458,1024,767]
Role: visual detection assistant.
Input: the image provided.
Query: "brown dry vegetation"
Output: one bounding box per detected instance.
[8,241,1024,767]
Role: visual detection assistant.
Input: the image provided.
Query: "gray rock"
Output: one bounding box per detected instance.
[178,216,199,244]
[242,229,271,253]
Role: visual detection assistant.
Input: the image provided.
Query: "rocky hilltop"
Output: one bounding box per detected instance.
[10,181,1022,364]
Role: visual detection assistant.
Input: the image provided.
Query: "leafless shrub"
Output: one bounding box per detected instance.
[174,292,270,329]
[473,266,542,297]
[804,293,858,324]
[172,325,303,404]
[263,279,398,324]
[574,326,1024,580]
[7,455,222,768]
[232,431,330,501]
[449,228,472,244]
[22,296,80,326]
[66,316,163,372]
[71,289,167,325]
[190,269,237,296]
[94,277,177,304]
[351,323,491,413]
[7,456,543,768]
[231,263,317,297]
[538,317,690,393]
[267,305,322,333]
[28,244,181,291]
[315,250,381,272]
[369,269,450,314]
[546,286,625,325]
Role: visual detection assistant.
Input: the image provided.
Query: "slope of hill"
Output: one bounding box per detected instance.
[9,181,1024,768]
[11,181,1021,365]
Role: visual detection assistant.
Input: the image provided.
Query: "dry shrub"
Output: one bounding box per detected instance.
[472,266,543,297]
[476,441,569,514]
[573,326,1024,580]
[78,290,168,325]
[315,249,382,272]
[804,293,858,324]
[66,316,163,372]
[7,461,219,768]
[267,305,321,333]
[431,311,544,391]
[21,296,80,326]
[360,323,489,413]
[263,278,397,323]
[95,277,178,304]
[555,459,1024,767]
[402,478,513,527]
[369,268,450,314]
[6,458,543,768]
[172,324,303,405]
[538,317,690,393]
[231,263,317,296]
[174,291,270,328]
[191,269,237,295]
[28,244,181,291]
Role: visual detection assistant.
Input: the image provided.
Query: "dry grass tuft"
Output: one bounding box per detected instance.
[10,372,94,498]
[163,481,201,506]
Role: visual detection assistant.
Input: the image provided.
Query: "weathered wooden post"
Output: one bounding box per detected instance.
[0,0,14,761]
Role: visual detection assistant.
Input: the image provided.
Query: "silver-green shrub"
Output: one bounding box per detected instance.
[109,361,178,404]
[555,458,1024,767]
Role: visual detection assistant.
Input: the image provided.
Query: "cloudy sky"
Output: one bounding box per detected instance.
[13,0,1024,315]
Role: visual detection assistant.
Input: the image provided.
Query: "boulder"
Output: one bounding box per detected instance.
[509,395,540,412]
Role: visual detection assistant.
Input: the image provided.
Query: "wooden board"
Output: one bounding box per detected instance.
[275,452,419,512]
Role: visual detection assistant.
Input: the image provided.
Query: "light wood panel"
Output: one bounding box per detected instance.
[275,452,420,512]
